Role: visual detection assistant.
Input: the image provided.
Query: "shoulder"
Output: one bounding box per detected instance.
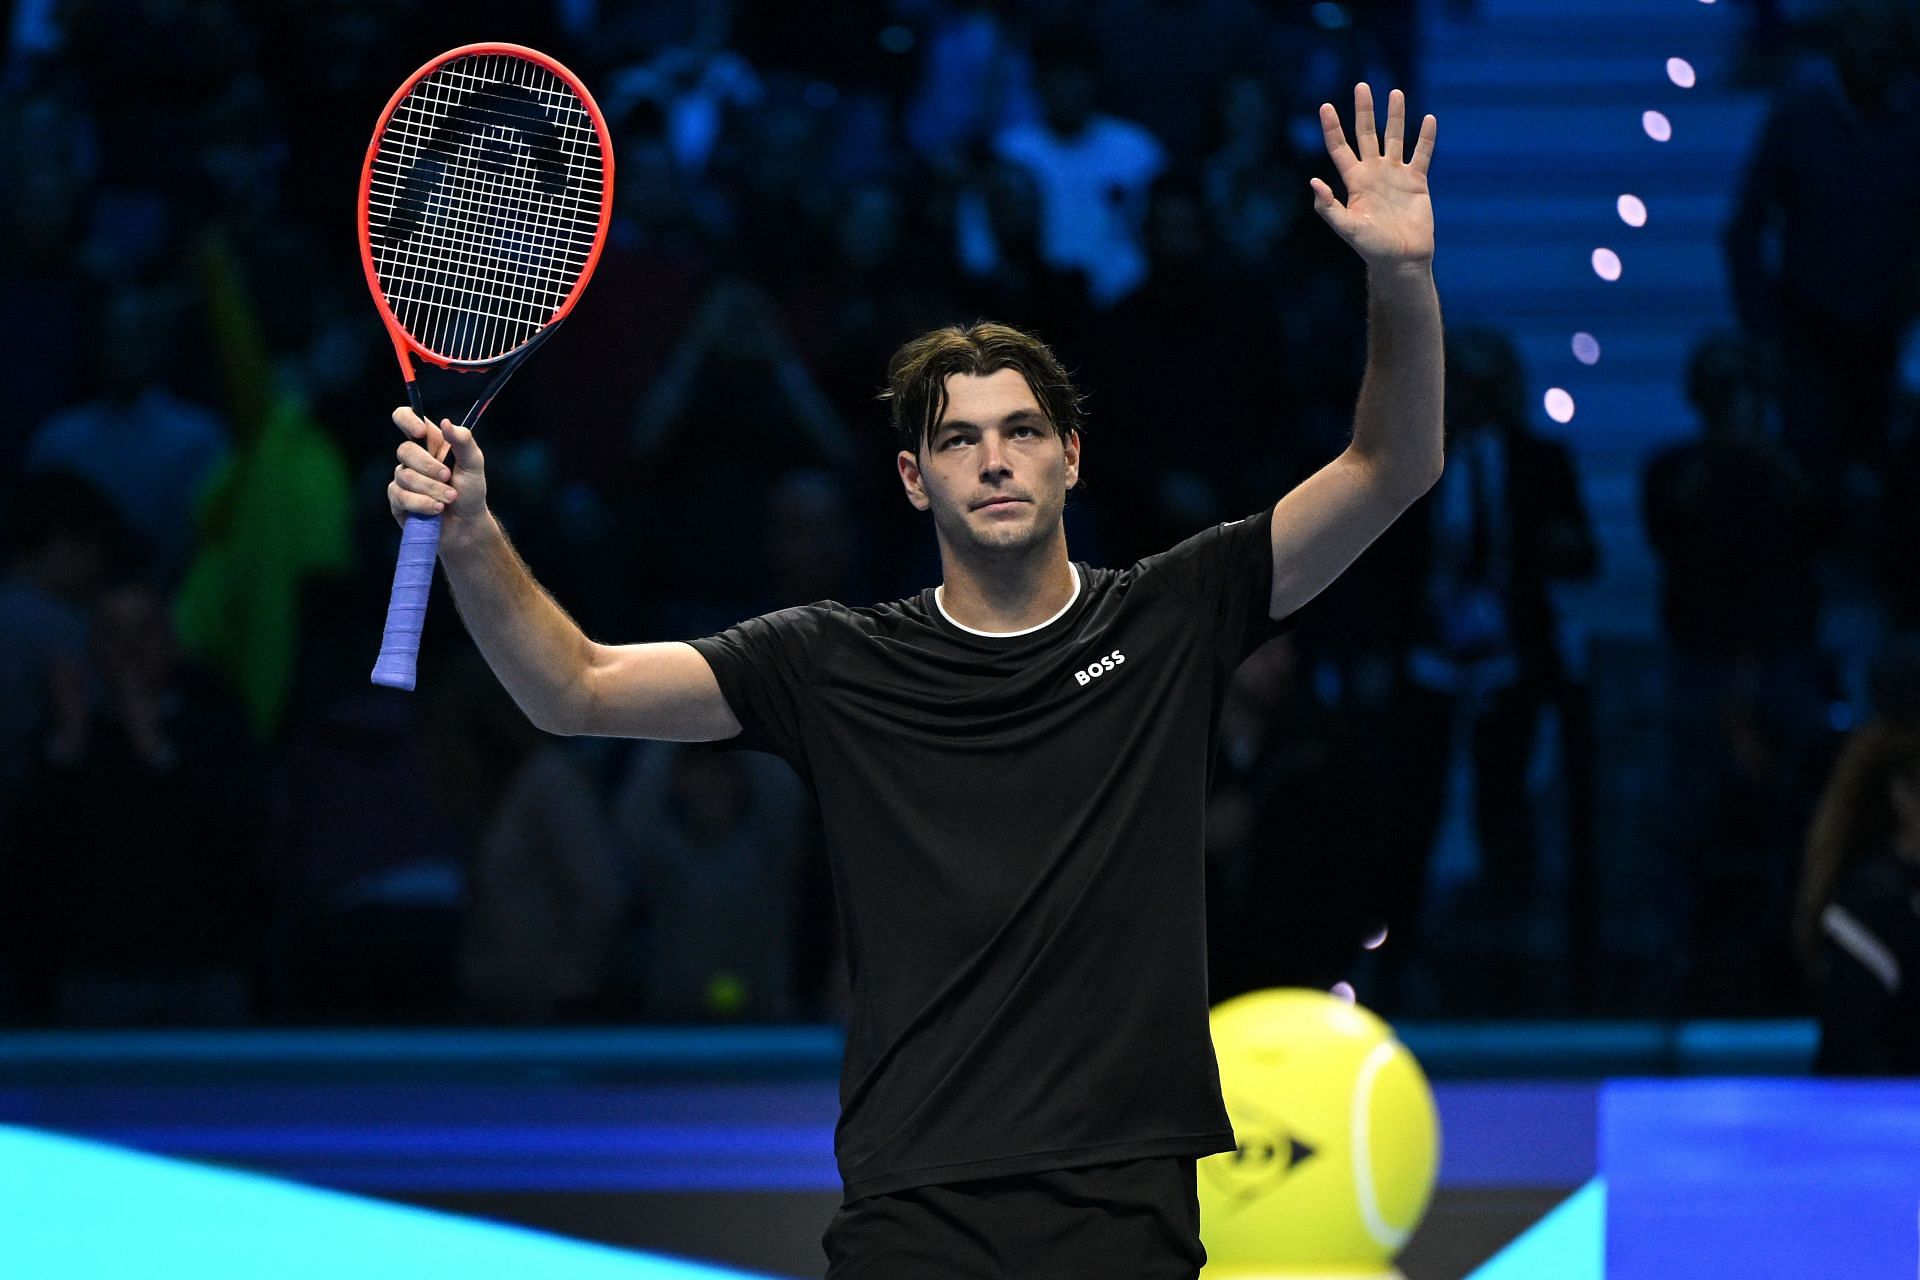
[1126,509,1273,603]
[709,594,930,650]
[1138,510,1269,567]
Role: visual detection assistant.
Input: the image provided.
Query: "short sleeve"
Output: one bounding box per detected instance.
[1137,506,1294,669]
[685,605,830,767]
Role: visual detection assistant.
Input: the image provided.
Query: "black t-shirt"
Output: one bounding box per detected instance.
[689,507,1291,1201]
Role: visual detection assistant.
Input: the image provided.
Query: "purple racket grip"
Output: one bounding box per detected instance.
[370,510,443,690]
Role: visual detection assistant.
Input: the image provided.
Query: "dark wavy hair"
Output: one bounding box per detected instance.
[882,321,1085,456]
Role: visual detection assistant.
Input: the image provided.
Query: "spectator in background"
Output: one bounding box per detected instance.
[1385,327,1597,994]
[612,740,812,1021]
[7,580,261,1024]
[948,155,1091,348]
[455,668,627,1024]
[0,473,129,815]
[629,278,860,626]
[1089,0,1274,160]
[1793,719,1920,1074]
[1643,332,1832,1011]
[0,88,94,477]
[905,0,1039,165]
[0,471,129,1017]
[1205,634,1379,1002]
[25,286,230,582]
[1723,0,1920,513]
[994,33,1164,307]
[762,468,869,610]
[1202,73,1311,284]
[599,10,763,179]
[1091,184,1272,546]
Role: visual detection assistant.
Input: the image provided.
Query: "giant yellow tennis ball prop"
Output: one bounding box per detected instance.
[1199,989,1439,1278]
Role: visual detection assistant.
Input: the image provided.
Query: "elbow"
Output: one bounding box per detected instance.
[1418,450,1444,493]
[526,699,580,738]
[1388,452,1444,505]
[536,643,599,737]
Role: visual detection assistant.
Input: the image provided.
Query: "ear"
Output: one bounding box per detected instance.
[1063,428,1081,490]
[897,449,930,511]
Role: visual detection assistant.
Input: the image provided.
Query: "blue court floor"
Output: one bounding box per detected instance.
[0,1028,1912,1278]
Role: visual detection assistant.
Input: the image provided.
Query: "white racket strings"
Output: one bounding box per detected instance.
[367,53,605,363]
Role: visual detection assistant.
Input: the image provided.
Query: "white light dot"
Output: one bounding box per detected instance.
[1617,194,1647,227]
[1643,110,1672,142]
[1592,247,1622,281]
[1572,332,1601,364]
[1363,925,1388,951]
[1544,387,1576,423]
[1331,981,1357,1004]
[1667,57,1696,88]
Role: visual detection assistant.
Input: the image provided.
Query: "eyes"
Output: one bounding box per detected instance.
[937,424,1045,450]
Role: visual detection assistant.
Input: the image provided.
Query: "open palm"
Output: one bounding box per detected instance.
[1311,83,1436,270]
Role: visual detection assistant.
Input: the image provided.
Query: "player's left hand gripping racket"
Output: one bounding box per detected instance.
[359,43,613,690]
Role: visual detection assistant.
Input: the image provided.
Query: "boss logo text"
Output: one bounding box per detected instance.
[1074,650,1126,686]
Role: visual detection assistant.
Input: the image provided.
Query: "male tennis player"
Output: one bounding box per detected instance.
[388,84,1438,1278]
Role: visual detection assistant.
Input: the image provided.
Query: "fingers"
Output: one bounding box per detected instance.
[1384,87,1405,163]
[1318,100,1358,176]
[389,410,474,524]
[1308,176,1351,235]
[439,418,483,472]
[391,405,449,463]
[392,460,457,506]
[1354,82,1378,160]
[389,475,449,520]
[1324,86,1434,172]
[1411,112,1437,176]
[396,438,447,478]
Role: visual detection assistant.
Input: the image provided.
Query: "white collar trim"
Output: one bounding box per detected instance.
[936,564,1082,637]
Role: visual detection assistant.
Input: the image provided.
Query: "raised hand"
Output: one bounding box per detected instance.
[389,407,489,544]
[1310,84,1436,272]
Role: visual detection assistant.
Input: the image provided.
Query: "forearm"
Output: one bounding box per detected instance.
[438,512,593,733]
[1349,263,1445,489]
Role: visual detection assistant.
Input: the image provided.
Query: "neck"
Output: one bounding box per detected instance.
[935,533,1076,633]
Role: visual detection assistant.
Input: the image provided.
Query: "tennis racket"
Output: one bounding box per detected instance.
[359,43,613,691]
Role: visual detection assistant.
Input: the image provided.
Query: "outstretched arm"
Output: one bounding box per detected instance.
[1267,83,1444,621]
[389,409,740,741]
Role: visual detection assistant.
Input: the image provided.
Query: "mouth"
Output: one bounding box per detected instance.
[970,496,1029,511]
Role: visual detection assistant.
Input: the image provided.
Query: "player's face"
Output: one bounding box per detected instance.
[897,368,1080,557]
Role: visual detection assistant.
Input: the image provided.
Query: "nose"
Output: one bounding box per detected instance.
[978,433,1012,478]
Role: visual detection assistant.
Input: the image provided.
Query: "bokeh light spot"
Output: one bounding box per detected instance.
[1643,110,1672,142]
[1363,926,1389,951]
[1667,57,1696,88]
[1544,388,1576,423]
[1617,194,1647,226]
[1331,981,1357,1004]
[1572,332,1601,365]
[1592,247,1622,281]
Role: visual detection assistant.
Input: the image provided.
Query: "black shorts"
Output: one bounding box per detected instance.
[821,1156,1206,1279]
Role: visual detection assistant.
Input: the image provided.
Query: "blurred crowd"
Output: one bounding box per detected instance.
[1,0,1918,1070]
